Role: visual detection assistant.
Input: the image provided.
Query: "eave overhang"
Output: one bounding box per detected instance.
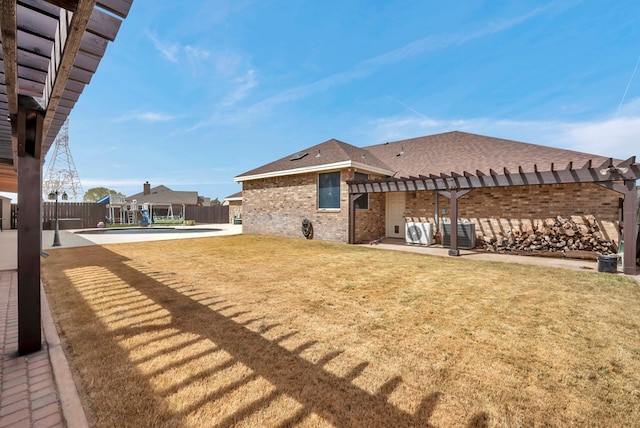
[235,160,395,183]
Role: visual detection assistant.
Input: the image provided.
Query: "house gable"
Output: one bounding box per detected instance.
[127,184,199,205]
[235,139,394,182]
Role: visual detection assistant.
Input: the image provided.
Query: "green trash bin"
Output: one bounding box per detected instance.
[597,254,618,273]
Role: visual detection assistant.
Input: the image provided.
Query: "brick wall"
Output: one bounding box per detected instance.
[354,193,386,242]
[227,200,242,223]
[404,183,620,243]
[243,175,621,245]
[242,170,350,241]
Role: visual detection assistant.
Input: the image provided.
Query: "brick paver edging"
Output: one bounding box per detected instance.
[41,286,89,428]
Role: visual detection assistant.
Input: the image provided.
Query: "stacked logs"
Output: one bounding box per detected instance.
[481,215,617,255]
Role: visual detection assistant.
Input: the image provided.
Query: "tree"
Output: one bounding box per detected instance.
[83,187,124,202]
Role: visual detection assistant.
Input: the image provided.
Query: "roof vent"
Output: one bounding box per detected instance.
[290,151,308,161]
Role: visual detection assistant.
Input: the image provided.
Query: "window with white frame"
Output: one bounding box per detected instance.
[318,171,340,209]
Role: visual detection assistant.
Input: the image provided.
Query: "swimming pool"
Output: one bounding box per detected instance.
[77,227,221,235]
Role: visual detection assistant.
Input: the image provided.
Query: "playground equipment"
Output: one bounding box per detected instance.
[101,195,185,226]
[148,203,185,225]
[140,209,151,226]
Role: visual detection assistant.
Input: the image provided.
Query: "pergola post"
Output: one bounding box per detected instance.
[16,96,45,355]
[448,189,459,256]
[596,180,638,275]
[438,189,472,256]
[348,193,362,244]
[622,181,637,275]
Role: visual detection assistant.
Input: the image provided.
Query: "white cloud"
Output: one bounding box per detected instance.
[146,31,211,74]
[147,32,180,63]
[214,51,245,77]
[185,46,211,61]
[114,112,176,122]
[252,5,550,112]
[561,116,640,159]
[220,69,258,106]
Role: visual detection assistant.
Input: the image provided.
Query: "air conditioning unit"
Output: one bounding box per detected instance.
[405,222,434,245]
[442,222,476,249]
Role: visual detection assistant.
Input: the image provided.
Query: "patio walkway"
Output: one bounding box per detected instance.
[0,270,72,428]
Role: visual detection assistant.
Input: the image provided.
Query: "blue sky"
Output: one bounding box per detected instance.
[4,0,640,202]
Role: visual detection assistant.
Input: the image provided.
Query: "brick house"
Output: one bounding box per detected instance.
[223,191,243,223]
[127,181,202,205]
[235,131,639,274]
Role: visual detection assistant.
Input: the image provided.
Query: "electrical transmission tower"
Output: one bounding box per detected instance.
[43,119,84,201]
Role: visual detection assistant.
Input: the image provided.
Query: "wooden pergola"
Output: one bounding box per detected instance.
[0,0,132,354]
[348,157,640,275]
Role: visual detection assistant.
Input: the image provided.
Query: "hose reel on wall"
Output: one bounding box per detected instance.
[301,218,313,239]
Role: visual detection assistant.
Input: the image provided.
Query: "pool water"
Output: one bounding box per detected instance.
[78,227,221,235]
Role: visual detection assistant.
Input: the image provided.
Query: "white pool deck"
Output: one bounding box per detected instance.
[0,224,243,271]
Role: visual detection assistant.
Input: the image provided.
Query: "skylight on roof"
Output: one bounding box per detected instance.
[290,151,308,161]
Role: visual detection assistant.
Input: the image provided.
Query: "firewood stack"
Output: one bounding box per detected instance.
[481,215,617,255]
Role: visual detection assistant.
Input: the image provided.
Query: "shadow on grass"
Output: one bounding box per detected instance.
[44,245,488,427]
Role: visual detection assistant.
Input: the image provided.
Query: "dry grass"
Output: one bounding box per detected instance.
[41,234,640,427]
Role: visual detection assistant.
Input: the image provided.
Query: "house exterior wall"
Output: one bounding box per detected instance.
[242,169,350,241]
[354,193,386,242]
[227,200,242,223]
[243,176,620,245]
[404,183,620,243]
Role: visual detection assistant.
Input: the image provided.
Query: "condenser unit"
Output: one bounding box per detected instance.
[405,222,434,245]
[442,222,476,249]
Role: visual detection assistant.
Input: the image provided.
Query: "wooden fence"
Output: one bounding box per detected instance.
[10,203,230,230]
[185,205,229,224]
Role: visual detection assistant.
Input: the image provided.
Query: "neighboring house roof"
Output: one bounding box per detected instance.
[224,191,243,201]
[235,139,394,181]
[236,131,619,182]
[364,131,617,178]
[127,185,199,205]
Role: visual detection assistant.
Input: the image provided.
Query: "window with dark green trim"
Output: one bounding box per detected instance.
[318,172,340,209]
[354,172,369,210]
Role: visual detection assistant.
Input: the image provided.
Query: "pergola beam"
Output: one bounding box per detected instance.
[1,0,20,174]
[348,157,640,274]
[42,0,98,141]
[0,0,19,117]
[348,159,640,194]
[45,0,80,11]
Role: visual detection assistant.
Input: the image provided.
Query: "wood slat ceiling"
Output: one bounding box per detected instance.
[0,0,133,192]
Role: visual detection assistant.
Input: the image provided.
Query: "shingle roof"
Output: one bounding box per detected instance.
[364,131,617,178]
[236,131,620,182]
[224,191,243,200]
[127,185,199,205]
[235,139,393,180]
